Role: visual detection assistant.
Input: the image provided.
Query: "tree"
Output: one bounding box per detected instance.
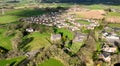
[11,30,23,51]
[0,0,5,15]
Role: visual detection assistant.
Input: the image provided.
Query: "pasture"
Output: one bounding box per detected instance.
[39,58,64,66]
[23,32,51,51]
[0,28,12,50]
[0,56,26,66]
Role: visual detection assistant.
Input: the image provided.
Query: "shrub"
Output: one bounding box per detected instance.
[4,30,15,37]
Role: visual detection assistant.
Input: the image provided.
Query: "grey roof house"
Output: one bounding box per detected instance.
[50,34,62,41]
[73,33,86,43]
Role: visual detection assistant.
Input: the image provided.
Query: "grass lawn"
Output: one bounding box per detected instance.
[0,15,19,24]
[107,12,120,17]
[77,20,91,25]
[83,4,120,11]
[56,28,74,40]
[24,32,51,51]
[108,23,120,28]
[70,42,83,53]
[0,8,46,24]
[29,3,72,8]
[0,28,12,50]
[6,8,46,17]
[66,21,74,26]
[39,58,64,66]
[0,56,26,66]
[108,5,120,9]
[83,4,106,10]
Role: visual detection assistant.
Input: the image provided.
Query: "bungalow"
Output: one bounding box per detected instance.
[50,34,61,41]
[26,28,34,32]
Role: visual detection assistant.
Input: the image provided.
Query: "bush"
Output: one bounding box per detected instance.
[7,24,18,30]
[11,30,23,50]
[4,30,15,37]
[92,52,100,61]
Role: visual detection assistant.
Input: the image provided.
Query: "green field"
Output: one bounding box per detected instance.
[77,20,91,25]
[39,58,64,66]
[0,8,48,50]
[0,8,46,24]
[56,28,74,40]
[108,23,120,28]
[83,4,106,10]
[70,42,83,53]
[0,2,120,66]
[0,28,12,50]
[0,56,26,66]
[23,32,51,51]
[0,15,19,24]
[83,4,120,10]
[107,12,120,17]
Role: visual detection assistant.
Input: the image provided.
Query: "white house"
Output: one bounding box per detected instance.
[26,28,34,32]
[106,36,119,40]
[102,32,120,40]
[103,32,108,37]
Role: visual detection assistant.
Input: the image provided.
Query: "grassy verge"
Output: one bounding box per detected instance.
[107,12,120,17]
[23,32,51,51]
[77,20,91,25]
[70,42,83,53]
[39,58,64,66]
[0,8,46,24]
[0,56,26,66]
[0,15,19,24]
[83,4,106,10]
[56,28,74,40]
[0,28,13,50]
[108,23,120,28]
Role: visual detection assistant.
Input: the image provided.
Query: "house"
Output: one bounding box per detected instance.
[102,32,120,40]
[73,33,86,43]
[86,26,94,30]
[102,32,108,37]
[106,35,119,40]
[26,28,34,32]
[50,34,61,41]
[99,52,111,62]
[102,44,117,53]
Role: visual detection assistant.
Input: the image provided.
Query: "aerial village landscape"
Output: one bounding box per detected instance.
[0,0,120,66]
